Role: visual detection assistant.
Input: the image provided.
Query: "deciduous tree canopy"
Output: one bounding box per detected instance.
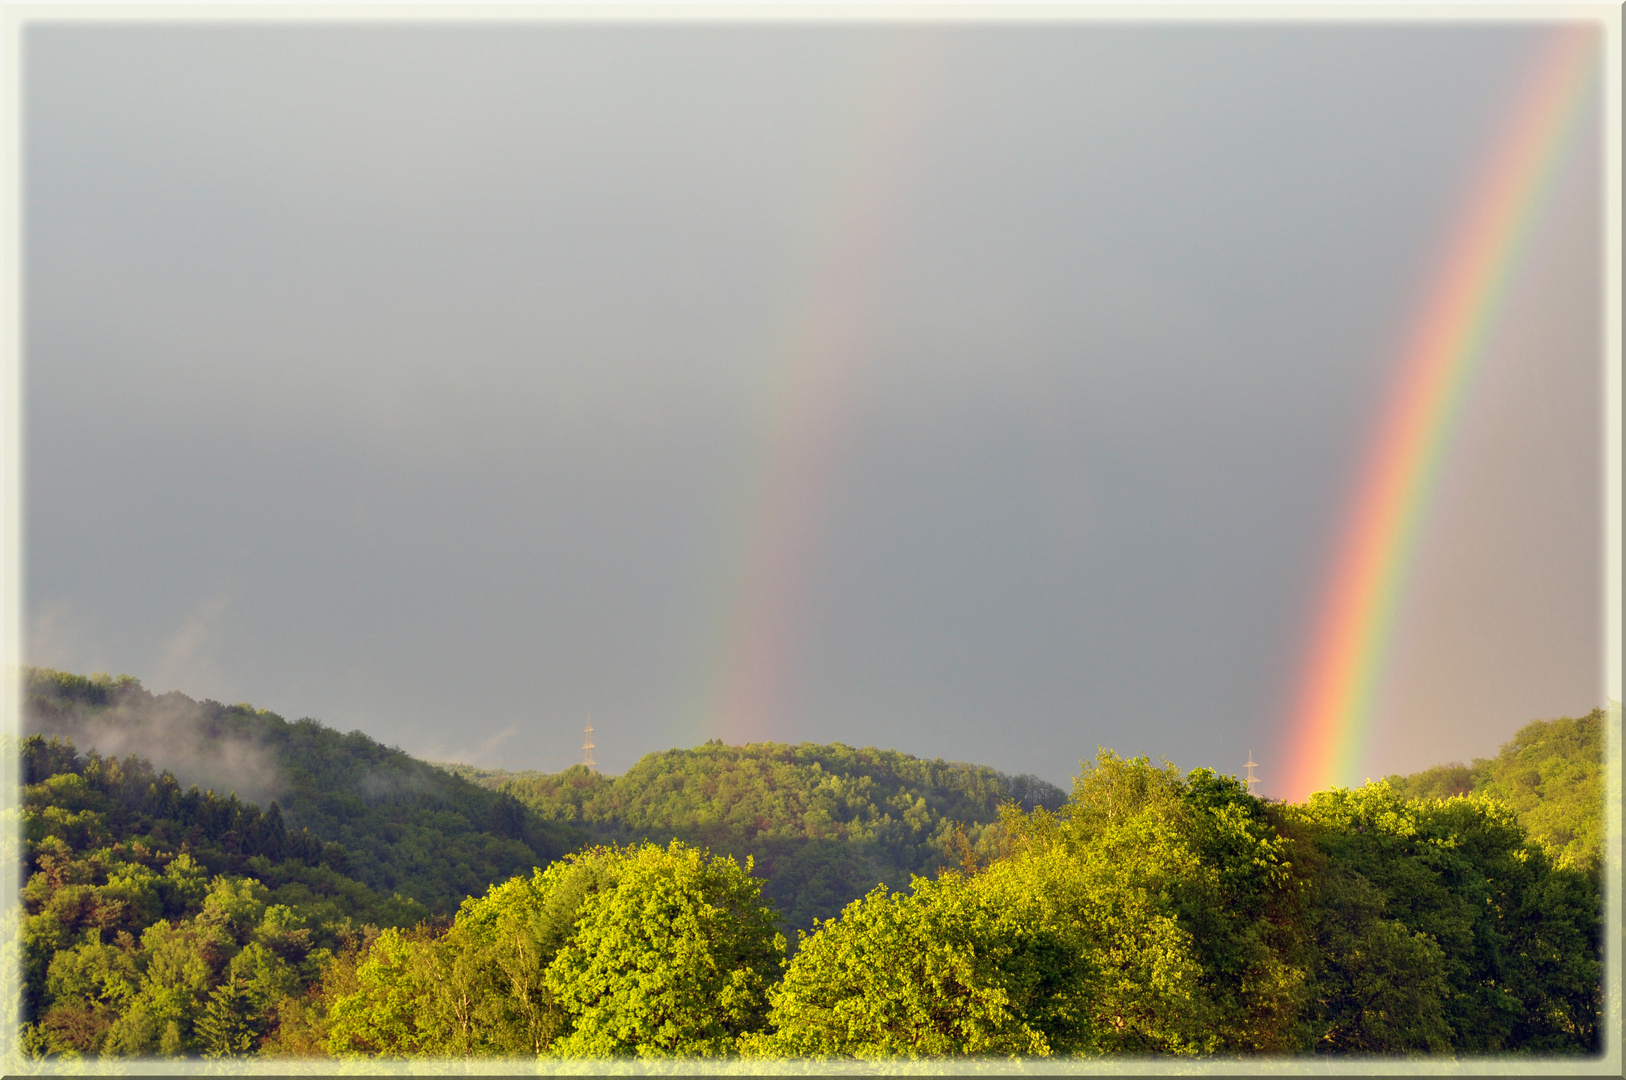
[14,670,1605,1062]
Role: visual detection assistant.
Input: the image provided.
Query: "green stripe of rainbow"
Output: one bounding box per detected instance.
[1281,27,1602,801]
[692,35,939,746]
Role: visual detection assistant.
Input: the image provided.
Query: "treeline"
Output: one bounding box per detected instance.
[24,668,575,912]
[308,752,1600,1059]
[1385,709,1606,874]
[23,735,344,874]
[16,733,431,1057]
[441,740,1066,932]
[14,668,1604,1060]
[20,743,1601,1060]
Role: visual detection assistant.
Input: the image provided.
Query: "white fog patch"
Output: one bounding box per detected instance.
[25,687,286,812]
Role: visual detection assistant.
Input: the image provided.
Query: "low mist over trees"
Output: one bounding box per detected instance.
[13,668,1605,1061]
[15,734,427,1058]
[24,668,575,912]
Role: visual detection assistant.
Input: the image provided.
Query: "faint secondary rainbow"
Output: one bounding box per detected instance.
[692,37,939,747]
[1281,28,1601,801]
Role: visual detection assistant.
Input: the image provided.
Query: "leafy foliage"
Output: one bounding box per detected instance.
[546,842,784,1057]
[13,669,1604,1062]
[751,750,1600,1059]
[1288,783,1601,1053]
[445,740,1065,933]
[24,668,576,914]
[14,731,429,1060]
[1385,709,1605,874]
[750,877,1061,1058]
[325,841,783,1059]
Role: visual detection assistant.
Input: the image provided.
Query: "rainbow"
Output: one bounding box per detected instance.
[692,37,939,746]
[1281,27,1602,802]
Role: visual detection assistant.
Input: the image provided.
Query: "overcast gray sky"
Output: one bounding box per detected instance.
[21,19,1606,794]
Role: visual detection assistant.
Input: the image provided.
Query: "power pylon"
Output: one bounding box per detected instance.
[1244,751,1260,795]
[583,721,596,773]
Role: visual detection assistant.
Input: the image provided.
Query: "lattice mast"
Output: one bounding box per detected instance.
[1243,751,1260,795]
[583,721,596,773]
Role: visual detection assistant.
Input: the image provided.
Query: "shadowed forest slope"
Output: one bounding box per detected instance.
[13,668,1604,1061]
[438,742,1066,932]
[21,668,576,914]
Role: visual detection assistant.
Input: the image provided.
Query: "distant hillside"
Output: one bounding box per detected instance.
[1385,708,1607,874]
[22,668,577,914]
[439,741,1066,932]
[15,671,1602,1061]
[23,667,1063,934]
[15,729,443,1057]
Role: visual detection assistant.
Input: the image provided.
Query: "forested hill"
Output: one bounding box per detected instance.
[21,668,575,914]
[22,667,1060,933]
[14,669,1604,1060]
[1385,708,1607,874]
[437,742,1067,931]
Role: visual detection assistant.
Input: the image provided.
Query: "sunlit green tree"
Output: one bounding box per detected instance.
[545,842,784,1058]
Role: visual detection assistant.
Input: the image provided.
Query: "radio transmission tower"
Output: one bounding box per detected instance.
[583,721,596,773]
[1243,750,1260,795]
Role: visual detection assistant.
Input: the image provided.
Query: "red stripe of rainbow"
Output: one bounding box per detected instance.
[1280,27,1601,801]
[704,37,938,745]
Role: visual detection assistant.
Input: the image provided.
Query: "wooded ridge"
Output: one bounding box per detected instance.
[13,667,1605,1060]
